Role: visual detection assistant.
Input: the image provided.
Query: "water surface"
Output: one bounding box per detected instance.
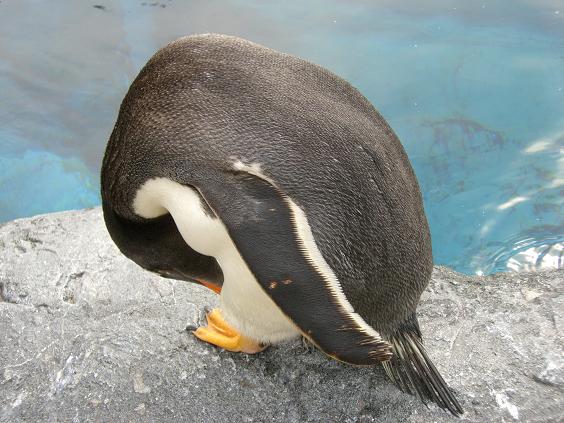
[1,0,563,274]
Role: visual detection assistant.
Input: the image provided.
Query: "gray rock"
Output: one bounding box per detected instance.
[0,208,562,422]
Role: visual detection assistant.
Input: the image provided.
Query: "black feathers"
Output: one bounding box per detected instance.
[198,172,394,365]
[382,315,464,417]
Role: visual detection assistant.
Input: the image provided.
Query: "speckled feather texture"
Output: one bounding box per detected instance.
[100,33,441,408]
[101,34,432,337]
[0,208,562,422]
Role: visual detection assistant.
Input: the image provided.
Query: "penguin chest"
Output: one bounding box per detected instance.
[132,177,299,344]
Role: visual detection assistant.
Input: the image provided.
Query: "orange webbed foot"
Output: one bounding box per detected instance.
[192,308,266,354]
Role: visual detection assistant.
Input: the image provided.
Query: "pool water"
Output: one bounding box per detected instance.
[1,0,562,275]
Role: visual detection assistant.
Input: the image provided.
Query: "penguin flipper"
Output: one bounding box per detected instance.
[196,169,392,365]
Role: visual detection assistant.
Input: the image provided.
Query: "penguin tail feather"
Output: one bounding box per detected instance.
[382,315,464,417]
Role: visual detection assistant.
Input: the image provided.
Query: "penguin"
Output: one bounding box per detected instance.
[101,34,463,415]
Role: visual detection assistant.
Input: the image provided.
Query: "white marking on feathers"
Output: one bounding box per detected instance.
[133,177,299,343]
[233,161,385,343]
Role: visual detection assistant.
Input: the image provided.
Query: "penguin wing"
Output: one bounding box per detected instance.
[196,166,392,365]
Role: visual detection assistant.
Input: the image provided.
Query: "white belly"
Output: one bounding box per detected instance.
[132,177,300,344]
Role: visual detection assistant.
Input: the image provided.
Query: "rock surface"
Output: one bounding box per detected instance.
[0,208,562,422]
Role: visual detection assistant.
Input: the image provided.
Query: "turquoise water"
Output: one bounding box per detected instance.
[1,0,563,275]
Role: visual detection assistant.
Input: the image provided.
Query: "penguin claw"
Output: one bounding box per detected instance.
[192,308,267,354]
[301,336,316,354]
[186,306,220,332]
[185,323,199,332]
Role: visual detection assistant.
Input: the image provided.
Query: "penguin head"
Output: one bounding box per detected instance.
[102,201,223,285]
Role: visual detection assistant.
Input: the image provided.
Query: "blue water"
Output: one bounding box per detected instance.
[1,0,562,275]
